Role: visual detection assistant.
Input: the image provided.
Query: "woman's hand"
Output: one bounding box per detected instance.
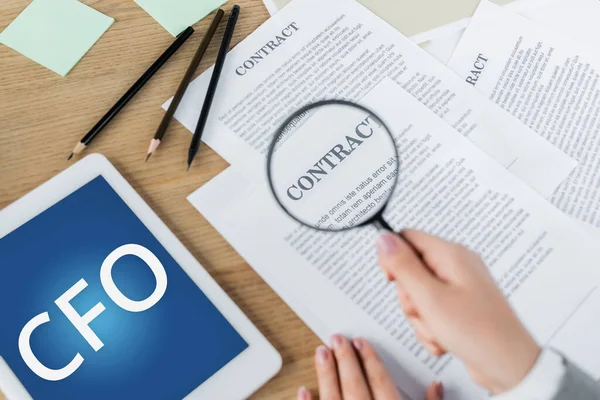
[297,335,443,400]
[376,230,541,394]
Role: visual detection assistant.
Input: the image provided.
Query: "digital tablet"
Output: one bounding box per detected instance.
[0,154,281,400]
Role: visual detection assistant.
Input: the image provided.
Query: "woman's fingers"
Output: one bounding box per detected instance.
[397,286,419,318]
[399,288,448,356]
[376,232,442,306]
[401,229,465,282]
[425,381,444,400]
[297,386,313,400]
[330,334,372,400]
[312,336,441,400]
[315,345,342,400]
[415,330,446,357]
[408,317,441,349]
[352,338,402,400]
[401,230,454,258]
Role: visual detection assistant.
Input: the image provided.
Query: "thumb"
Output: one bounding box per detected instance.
[425,382,444,400]
[376,232,442,301]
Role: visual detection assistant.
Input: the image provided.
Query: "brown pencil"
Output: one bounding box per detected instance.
[146,9,225,161]
[67,27,195,160]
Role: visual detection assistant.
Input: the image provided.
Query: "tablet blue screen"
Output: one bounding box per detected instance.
[0,176,248,399]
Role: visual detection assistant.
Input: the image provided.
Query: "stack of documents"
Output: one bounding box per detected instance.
[163,0,600,398]
[448,0,600,230]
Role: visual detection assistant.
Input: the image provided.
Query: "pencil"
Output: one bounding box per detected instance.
[187,5,240,171]
[146,10,225,162]
[67,26,195,160]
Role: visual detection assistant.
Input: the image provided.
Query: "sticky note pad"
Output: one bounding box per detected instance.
[0,0,114,77]
[134,0,226,36]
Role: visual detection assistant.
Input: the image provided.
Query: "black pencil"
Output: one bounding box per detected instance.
[146,11,225,162]
[187,5,240,171]
[67,26,195,160]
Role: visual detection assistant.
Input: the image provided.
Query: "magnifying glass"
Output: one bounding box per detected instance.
[266,100,400,233]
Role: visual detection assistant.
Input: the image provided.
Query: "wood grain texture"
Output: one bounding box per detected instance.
[0,1,320,399]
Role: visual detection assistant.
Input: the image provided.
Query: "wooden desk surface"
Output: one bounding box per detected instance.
[0,1,320,398]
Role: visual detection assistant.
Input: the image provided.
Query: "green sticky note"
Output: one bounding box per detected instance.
[0,0,114,77]
[134,0,226,36]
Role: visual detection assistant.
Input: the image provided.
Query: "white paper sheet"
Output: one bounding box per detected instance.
[164,0,574,198]
[447,0,600,230]
[263,0,523,44]
[189,79,600,400]
[418,0,553,64]
[422,0,600,65]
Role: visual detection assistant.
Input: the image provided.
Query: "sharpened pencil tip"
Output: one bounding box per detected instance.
[67,153,74,161]
[187,164,191,172]
[145,153,152,162]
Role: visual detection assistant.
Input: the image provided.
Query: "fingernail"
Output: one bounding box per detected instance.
[331,334,343,349]
[352,338,364,351]
[437,381,444,398]
[377,232,399,255]
[316,345,329,364]
[297,386,310,400]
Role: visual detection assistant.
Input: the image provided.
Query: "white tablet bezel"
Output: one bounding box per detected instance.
[0,154,282,400]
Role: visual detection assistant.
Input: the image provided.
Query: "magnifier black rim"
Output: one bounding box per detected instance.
[266,99,400,233]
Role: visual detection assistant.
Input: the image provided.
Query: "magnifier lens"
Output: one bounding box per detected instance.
[267,101,399,232]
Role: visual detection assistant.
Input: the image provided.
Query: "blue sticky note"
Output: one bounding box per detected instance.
[0,0,114,76]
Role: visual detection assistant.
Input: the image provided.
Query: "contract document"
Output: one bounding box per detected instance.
[422,0,600,65]
[448,0,600,229]
[164,0,574,197]
[189,80,600,399]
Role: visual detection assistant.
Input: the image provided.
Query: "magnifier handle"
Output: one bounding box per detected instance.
[372,218,393,232]
[372,218,423,258]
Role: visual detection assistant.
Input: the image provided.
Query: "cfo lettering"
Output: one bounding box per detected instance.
[466,54,489,86]
[18,244,167,381]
